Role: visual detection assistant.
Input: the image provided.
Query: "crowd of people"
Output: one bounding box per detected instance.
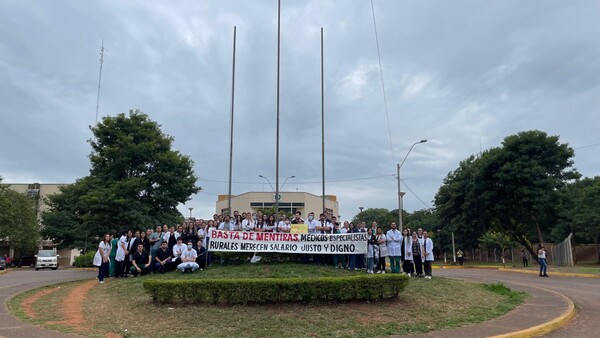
[93,210,436,283]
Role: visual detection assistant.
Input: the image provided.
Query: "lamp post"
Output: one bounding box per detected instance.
[358,206,364,222]
[259,175,295,212]
[397,139,427,233]
[188,207,193,219]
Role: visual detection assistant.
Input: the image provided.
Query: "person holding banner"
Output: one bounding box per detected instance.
[316,213,332,265]
[304,212,320,264]
[265,214,277,232]
[277,216,291,233]
[386,222,402,273]
[333,222,346,269]
[242,213,256,231]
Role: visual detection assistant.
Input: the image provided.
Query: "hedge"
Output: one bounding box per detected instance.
[143,274,408,304]
[74,251,95,267]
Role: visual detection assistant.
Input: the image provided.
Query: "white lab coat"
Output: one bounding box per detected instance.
[242,219,255,231]
[377,234,388,257]
[402,236,414,261]
[422,238,434,261]
[115,235,127,262]
[93,241,111,266]
[386,229,402,257]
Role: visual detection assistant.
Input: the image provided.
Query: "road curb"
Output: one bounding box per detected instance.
[487,285,576,338]
[499,268,600,279]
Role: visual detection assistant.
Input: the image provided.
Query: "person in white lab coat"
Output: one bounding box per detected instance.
[114,231,128,278]
[93,234,112,284]
[401,228,414,276]
[386,222,402,273]
[422,231,434,279]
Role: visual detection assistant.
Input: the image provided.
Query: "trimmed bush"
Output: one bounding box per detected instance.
[143,274,408,304]
[74,251,95,267]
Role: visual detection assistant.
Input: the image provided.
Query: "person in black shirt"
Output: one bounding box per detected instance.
[155,241,175,273]
[411,232,424,277]
[130,244,151,276]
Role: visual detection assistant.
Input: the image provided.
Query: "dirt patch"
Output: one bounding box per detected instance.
[21,287,60,318]
[47,279,97,332]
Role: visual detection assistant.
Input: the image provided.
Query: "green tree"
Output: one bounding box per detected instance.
[478,230,519,267]
[435,130,579,261]
[352,208,398,231]
[404,208,439,232]
[42,110,200,249]
[0,177,40,253]
[559,177,600,262]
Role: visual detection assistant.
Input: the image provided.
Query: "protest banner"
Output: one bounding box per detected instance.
[208,230,368,254]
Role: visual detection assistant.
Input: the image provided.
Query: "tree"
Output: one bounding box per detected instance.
[435,130,579,261]
[0,177,40,253]
[434,155,489,251]
[404,208,439,232]
[42,111,200,249]
[560,177,600,262]
[478,230,518,267]
[352,208,398,230]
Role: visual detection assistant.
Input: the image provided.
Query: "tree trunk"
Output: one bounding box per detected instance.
[535,219,544,245]
[596,234,599,264]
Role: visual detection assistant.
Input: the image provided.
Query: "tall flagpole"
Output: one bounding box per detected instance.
[275,0,281,215]
[94,39,105,126]
[227,26,237,217]
[321,27,326,215]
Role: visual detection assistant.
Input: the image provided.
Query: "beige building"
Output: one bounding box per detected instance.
[1,183,79,266]
[216,191,339,218]
[3,183,65,218]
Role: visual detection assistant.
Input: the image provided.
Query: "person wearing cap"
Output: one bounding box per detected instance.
[177,241,199,273]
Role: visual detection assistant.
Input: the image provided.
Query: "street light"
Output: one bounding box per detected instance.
[358,206,364,221]
[397,139,427,233]
[188,207,193,219]
[280,175,295,191]
[258,175,275,192]
[259,175,295,211]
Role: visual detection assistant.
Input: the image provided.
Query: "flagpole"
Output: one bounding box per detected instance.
[227,26,237,217]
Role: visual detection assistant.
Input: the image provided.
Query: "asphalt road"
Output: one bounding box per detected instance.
[435,268,600,338]
[0,268,95,338]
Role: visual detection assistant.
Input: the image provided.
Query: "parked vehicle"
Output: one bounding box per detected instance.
[35,249,60,270]
[0,257,6,270]
[12,256,37,268]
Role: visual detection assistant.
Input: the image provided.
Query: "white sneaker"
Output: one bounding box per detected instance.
[99,280,105,284]
[381,271,386,274]
[376,270,382,274]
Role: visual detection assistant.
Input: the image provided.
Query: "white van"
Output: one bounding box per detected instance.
[35,249,60,270]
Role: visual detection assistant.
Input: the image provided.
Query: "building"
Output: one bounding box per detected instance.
[1,183,78,266]
[216,191,339,218]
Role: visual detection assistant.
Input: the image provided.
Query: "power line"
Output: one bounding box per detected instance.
[401,178,431,209]
[575,142,600,150]
[369,0,396,167]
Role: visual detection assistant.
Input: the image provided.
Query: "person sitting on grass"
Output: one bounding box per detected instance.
[155,241,175,273]
[130,243,151,276]
[177,240,199,273]
[172,236,187,265]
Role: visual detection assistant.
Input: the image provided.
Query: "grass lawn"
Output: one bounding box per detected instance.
[78,263,525,337]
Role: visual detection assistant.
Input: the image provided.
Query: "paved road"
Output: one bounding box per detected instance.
[435,268,600,337]
[0,268,95,338]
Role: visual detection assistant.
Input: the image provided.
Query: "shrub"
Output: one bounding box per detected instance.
[143,274,408,304]
[74,251,95,267]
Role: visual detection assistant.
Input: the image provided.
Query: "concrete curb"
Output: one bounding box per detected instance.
[433,265,600,278]
[487,286,576,338]
[499,268,600,279]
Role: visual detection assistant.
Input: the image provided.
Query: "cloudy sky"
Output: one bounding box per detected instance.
[1,0,599,221]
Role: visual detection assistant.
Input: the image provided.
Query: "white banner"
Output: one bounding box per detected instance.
[208,230,368,254]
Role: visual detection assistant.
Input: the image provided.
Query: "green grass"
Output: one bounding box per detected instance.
[79,263,525,337]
